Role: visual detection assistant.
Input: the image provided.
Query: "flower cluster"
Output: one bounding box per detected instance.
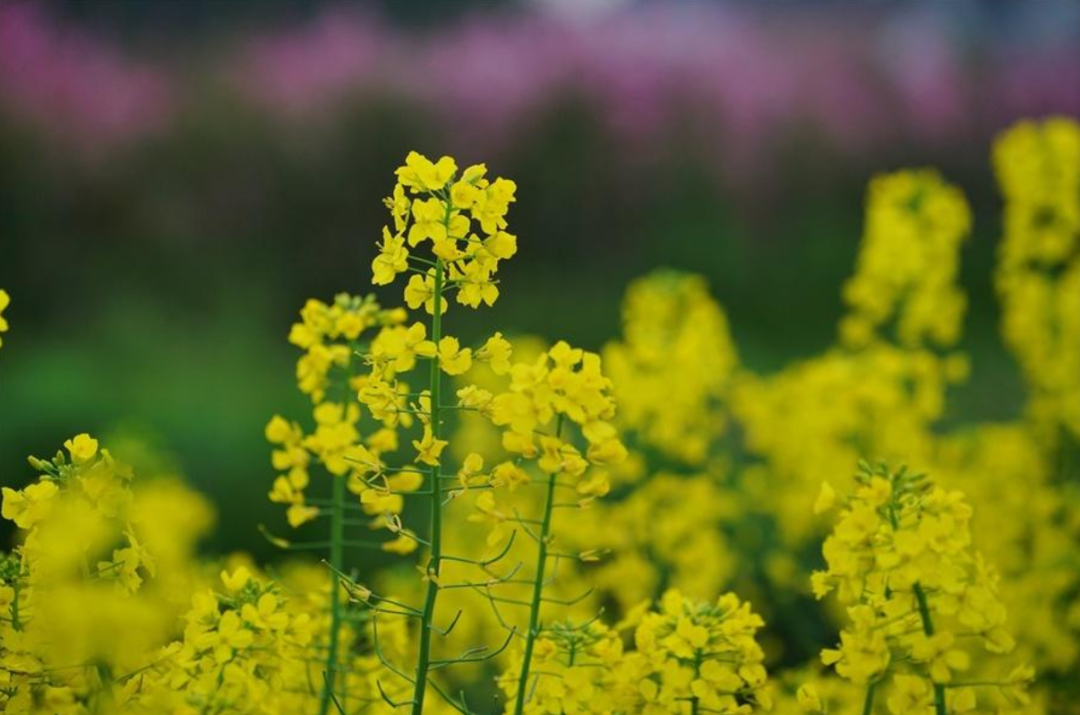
[373,151,517,311]
[809,462,1033,714]
[631,590,770,714]
[572,472,736,611]
[840,170,971,349]
[498,590,770,715]
[465,338,628,545]
[993,117,1080,444]
[131,569,316,714]
[498,620,627,715]
[0,436,205,714]
[603,271,739,467]
[267,293,409,531]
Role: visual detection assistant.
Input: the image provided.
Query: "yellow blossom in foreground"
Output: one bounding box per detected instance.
[810,462,1031,713]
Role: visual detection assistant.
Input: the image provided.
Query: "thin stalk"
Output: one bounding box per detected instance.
[411,256,446,715]
[913,582,947,715]
[319,472,347,715]
[512,419,563,715]
[862,682,877,715]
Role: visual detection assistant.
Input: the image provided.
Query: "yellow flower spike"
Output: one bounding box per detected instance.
[993,118,1080,442]
[816,463,1030,712]
[841,169,971,349]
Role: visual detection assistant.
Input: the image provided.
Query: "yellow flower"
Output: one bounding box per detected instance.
[221,567,252,593]
[476,332,513,374]
[412,425,448,466]
[2,480,60,529]
[382,530,419,554]
[265,415,295,444]
[796,684,823,713]
[404,272,447,315]
[286,502,319,527]
[241,593,289,631]
[909,632,969,683]
[457,452,485,487]
[64,433,99,464]
[395,151,457,192]
[453,259,499,308]
[408,197,449,246]
[437,336,472,376]
[886,674,929,715]
[372,228,409,285]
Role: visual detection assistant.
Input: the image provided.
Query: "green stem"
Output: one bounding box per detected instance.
[411,257,445,715]
[91,661,116,715]
[913,582,947,715]
[513,419,563,715]
[862,682,877,715]
[319,472,347,715]
[690,653,702,715]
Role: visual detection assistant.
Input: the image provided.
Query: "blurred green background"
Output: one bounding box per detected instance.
[1,0,1078,557]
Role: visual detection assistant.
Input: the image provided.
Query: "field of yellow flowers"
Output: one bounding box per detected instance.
[1,116,1078,715]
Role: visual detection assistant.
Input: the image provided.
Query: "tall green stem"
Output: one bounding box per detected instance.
[513,438,561,715]
[913,582,947,715]
[411,257,445,715]
[319,471,347,715]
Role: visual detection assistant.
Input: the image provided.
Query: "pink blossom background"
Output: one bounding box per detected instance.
[1,1,1077,170]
